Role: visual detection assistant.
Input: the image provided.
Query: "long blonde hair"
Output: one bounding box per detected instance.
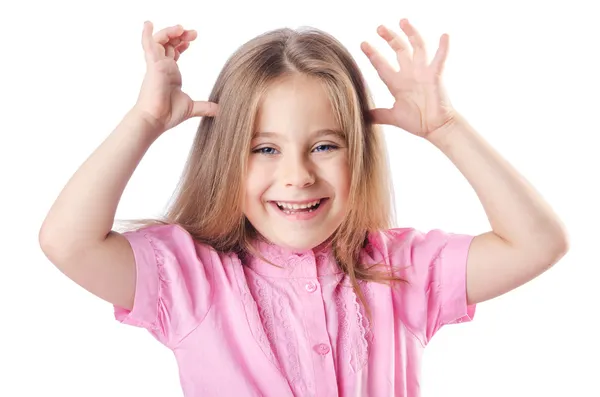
[119,26,404,313]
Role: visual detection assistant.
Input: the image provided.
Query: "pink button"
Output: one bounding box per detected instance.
[305,281,317,293]
[314,343,330,355]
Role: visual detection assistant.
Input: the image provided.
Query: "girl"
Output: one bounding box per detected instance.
[39,18,568,396]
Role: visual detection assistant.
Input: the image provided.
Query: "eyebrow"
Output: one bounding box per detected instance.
[253,128,345,139]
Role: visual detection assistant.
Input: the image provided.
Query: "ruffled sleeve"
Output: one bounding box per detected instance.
[369,228,476,345]
[113,224,214,348]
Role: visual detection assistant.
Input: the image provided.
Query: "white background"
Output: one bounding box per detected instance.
[1,0,599,396]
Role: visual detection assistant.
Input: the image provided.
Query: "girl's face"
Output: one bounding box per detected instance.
[244,74,350,251]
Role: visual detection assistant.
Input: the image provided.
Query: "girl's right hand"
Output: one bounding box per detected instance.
[133,21,218,134]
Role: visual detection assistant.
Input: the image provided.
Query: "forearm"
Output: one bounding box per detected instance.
[40,109,162,253]
[427,114,567,255]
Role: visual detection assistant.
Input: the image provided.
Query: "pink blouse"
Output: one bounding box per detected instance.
[114,224,475,396]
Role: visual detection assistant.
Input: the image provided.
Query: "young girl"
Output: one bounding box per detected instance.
[39,18,568,396]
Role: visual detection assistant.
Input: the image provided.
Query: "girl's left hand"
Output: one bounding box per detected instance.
[361,19,457,140]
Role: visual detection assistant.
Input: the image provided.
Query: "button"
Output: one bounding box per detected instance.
[314,343,330,355]
[305,281,317,293]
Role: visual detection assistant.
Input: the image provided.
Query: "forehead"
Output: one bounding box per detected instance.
[255,74,339,136]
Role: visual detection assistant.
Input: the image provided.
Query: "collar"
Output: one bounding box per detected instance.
[244,238,343,278]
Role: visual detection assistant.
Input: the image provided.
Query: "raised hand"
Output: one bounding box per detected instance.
[361,19,456,140]
[134,21,218,134]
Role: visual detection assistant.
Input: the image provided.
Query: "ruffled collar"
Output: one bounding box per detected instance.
[243,237,344,278]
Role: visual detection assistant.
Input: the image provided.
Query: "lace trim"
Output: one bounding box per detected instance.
[143,232,170,334]
[255,278,276,351]
[276,287,306,395]
[233,258,279,368]
[335,281,351,371]
[252,276,308,395]
[336,276,373,374]
[361,280,375,345]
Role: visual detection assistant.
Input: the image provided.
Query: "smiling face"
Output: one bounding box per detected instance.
[243,74,351,251]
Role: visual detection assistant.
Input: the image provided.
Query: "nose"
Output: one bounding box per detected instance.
[281,152,315,188]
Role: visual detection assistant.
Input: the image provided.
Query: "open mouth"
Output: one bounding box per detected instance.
[272,198,327,215]
[274,198,327,215]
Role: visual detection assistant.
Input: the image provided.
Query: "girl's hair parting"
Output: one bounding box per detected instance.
[117,26,406,316]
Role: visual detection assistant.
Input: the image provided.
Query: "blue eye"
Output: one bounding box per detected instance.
[313,144,337,152]
[252,144,338,155]
[253,147,279,155]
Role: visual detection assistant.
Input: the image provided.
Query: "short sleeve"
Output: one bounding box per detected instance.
[369,228,476,345]
[113,224,214,348]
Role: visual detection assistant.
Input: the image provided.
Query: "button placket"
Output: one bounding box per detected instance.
[314,343,330,355]
[305,281,317,293]
[296,254,339,395]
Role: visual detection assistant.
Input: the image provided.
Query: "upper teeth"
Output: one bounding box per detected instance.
[276,200,321,210]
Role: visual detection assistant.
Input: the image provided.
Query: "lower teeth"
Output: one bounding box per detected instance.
[282,209,315,214]
[278,203,320,214]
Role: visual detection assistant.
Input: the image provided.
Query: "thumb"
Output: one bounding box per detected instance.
[369,108,396,126]
[191,101,219,117]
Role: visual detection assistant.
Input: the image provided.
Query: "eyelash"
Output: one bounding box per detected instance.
[252,144,338,155]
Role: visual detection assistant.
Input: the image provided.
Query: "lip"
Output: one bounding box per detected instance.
[269,197,327,205]
[268,198,329,221]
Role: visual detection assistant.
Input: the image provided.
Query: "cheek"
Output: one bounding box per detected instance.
[245,158,273,202]
[326,156,351,198]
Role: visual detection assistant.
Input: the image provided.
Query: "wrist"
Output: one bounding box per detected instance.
[124,107,167,141]
[108,109,164,150]
[425,113,468,150]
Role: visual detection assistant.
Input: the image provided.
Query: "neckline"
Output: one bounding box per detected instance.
[243,238,343,278]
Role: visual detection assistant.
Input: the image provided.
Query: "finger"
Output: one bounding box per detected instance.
[192,101,219,117]
[369,108,396,126]
[180,29,198,42]
[430,34,449,76]
[377,25,412,71]
[174,41,190,61]
[360,41,397,89]
[168,29,197,48]
[141,21,159,62]
[153,24,185,45]
[165,44,175,59]
[399,19,427,68]
[168,37,182,48]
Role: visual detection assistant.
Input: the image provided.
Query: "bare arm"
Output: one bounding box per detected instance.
[39,111,160,309]
[39,22,217,310]
[427,116,569,305]
[362,19,568,306]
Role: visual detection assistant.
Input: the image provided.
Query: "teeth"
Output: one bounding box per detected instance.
[276,199,321,210]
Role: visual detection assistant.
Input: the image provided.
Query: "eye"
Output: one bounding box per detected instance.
[313,144,338,153]
[252,146,279,155]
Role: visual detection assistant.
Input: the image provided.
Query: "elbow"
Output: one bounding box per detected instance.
[39,224,54,254]
[38,224,77,264]
[516,223,570,272]
[39,224,63,262]
[553,220,570,258]
[553,232,569,262]
[540,225,570,268]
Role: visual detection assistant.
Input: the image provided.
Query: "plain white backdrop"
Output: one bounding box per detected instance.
[1,0,599,396]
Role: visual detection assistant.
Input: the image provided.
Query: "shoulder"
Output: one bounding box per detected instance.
[125,223,192,241]
[124,223,216,255]
[114,223,224,347]
[122,223,231,275]
[365,227,474,267]
[366,227,477,344]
